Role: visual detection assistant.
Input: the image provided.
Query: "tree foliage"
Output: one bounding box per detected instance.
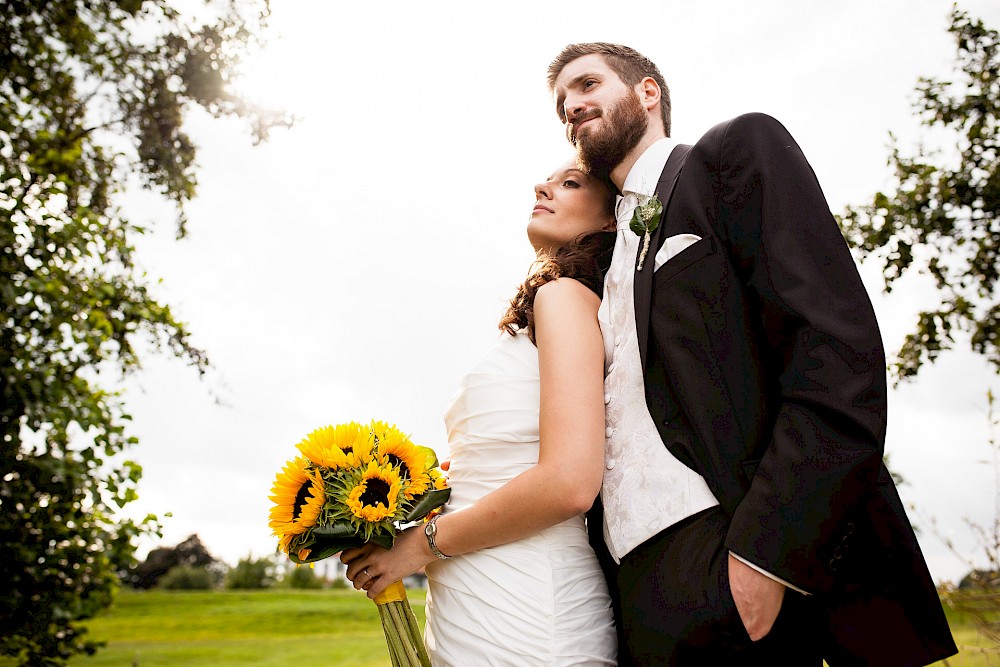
[125,534,222,590]
[0,1,288,664]
[841,7,999,381]
[225,554,275,590]
[157,564,216,590]
[284,562,323,589]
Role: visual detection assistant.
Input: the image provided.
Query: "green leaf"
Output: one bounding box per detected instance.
[290,521,395,563]
[403,488,451,523]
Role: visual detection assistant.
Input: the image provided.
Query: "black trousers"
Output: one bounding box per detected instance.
[616,506,825,666]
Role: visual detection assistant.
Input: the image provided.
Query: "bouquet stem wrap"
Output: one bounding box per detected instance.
[375,580,430,667]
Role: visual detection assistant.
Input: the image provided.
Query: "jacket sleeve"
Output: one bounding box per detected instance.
[714,113,888,592]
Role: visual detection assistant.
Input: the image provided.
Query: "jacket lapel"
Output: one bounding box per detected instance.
[634,144,692,369]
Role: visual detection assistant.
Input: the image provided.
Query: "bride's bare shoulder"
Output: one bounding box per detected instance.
[534,277,600,318]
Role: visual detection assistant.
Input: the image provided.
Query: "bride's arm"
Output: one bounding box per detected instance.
[342,277,607,598]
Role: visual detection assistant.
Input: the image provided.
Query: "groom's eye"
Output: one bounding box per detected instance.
[583,79,598,90]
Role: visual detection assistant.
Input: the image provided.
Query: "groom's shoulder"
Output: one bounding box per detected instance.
[697,112,796,149]
[699,111,790,143]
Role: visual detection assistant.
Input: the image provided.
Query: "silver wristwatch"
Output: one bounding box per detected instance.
[424,514,450,560]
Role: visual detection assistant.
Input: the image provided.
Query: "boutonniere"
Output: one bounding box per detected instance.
[629,194,663,271]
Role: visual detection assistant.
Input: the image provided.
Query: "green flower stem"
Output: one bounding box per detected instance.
[378,604,405,667]
[401,597,425,655]
[387,601,427,666]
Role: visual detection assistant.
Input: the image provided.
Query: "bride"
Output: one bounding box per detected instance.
[342,159,619,666]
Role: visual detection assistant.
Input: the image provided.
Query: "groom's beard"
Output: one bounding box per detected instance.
[571,88,648,179]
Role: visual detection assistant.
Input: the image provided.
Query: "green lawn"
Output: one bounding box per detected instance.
[2,587,988,666]
[67,588,424,667]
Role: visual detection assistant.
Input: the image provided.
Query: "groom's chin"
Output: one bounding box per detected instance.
[576,147,613,180]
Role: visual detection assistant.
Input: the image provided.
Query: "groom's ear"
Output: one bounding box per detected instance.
[638,76,661,113]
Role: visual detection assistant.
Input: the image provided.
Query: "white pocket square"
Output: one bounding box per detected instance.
[653,234,702,272]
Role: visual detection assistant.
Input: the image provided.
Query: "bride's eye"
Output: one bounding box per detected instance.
[563,180,580,188]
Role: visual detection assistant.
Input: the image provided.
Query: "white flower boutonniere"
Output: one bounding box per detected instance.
[629,194,663,271]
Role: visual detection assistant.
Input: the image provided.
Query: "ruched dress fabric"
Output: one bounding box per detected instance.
[424,332,617,667]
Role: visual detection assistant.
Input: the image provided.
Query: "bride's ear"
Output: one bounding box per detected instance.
[603,216,617,232]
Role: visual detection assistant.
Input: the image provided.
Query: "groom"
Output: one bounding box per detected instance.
[548,43,957,665]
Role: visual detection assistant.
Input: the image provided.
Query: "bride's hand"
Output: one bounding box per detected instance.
[340,542,383,589]
[340,526,435,599]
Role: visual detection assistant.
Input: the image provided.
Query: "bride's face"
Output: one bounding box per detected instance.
[527,159,615,254]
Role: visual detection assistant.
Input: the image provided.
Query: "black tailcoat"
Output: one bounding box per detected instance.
[623,113,956,666]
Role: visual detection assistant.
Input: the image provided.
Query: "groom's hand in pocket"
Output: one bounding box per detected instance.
[727,553,785,641]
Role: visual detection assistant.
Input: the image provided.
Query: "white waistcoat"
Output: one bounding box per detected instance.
[598,141,719,564]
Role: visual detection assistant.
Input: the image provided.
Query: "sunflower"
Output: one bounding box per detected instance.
[371,422,430,498]
[345,460,403,523]
[268,457,326,552]
[296,422,374,470]
[428,467,449,491]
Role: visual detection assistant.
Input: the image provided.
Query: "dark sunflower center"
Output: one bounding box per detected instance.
[292,482,312,521]
[360,478,390,507]
[386,454,410,479]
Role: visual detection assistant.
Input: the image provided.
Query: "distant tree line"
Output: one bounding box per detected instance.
[124,534,333,591]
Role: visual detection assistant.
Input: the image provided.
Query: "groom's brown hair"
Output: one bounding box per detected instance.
[547,42,671,137]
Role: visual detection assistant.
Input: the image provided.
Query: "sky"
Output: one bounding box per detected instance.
[112,0,1000,585]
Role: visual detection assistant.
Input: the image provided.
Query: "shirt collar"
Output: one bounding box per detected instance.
[621,137,680,197]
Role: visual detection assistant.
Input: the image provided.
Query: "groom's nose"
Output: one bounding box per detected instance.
[564,96,588,123]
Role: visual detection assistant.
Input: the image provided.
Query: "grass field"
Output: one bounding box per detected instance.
[67,588,423,667]
[12,588,986,666]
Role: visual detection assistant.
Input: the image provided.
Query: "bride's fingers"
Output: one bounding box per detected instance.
[366,574,391,599]
[346,558,379,590]
[344,558,373,587]
[340,545,367,564]
[342,543,381,567]
[360,568,380,592]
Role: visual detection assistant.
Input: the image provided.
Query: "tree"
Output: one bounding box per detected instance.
[125,534,222,589]
[284,563,323,589]
[0,1,288,664]
[225,554,275,589]
[157,564,216,590]
[840,7,999,381]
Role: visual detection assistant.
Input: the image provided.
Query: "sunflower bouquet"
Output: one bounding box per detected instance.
[268,420,450,667]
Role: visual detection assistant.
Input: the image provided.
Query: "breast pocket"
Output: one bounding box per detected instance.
[653,236,717,287]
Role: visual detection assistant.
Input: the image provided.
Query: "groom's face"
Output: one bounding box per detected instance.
[553,54,648,177]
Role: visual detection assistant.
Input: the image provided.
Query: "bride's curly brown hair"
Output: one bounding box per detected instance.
[499,230,617,344]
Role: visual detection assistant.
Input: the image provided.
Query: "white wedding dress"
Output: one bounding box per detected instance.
[424,331,617,666]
